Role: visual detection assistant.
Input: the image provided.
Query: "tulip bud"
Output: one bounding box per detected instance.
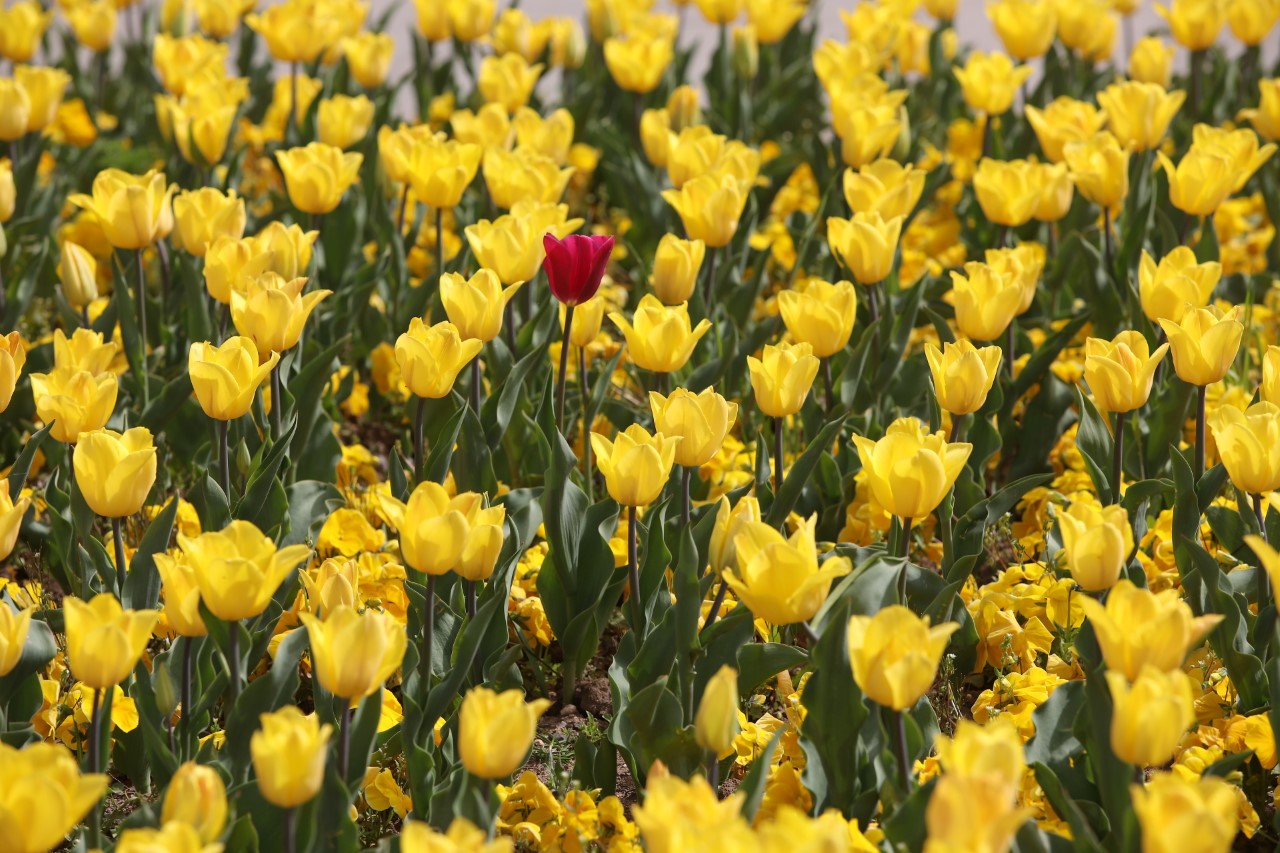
[300,606,407,700]
[666,85,701,132]
[162,762,228,844]
[73,428,158,518]
[1158,306,1244,388]
[0,603,33,675]
[236,439,251,476]
[732,26,759,79]
[925,340,1003,416]
[153,663,179,717]
[58,242,98,310]
[695,666,740,757]
[651,234,706,305]
[590,424,682,507]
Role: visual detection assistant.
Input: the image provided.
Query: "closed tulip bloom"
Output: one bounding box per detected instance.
[1227,0,1280,43]
[317,94,375,150]
[394,318,483,399]
[1156,0,1226,50]
[0,478,29,564]
[1078,580,1221,680]
[649,388,738,468]
[1025,97,1107,163]
[1107,668,1194,766]
[342,32,394,88]
[661,171,748,248]
[651,234,705,304]
[777,279,857,358]
[852,417,972,520]
[1191,124,1276,192]
[0,330,26,413]
[0,159,13,221]
[1209,402,1280,494]
[973,159,1041,227]
[66,0,117,52]
[989,0,1057,59]
[725,516,851,625]
[925,340,1002,415]
[1064,132,1130,208]
[1033,162,1074,222]
[382,481,469,575]
[195,0,256,38]
[13,65,69,132]
[1129,36,1176,88]
[457,501,506,582]
[478,53,544,112]
[68,168,175,250]
[202,237,270,305]
[252,221,319,282]
[404,133,483,210]
[377,123,434,186]
[276,143,362,215]
[610,295,711,374]
[0,602,32,676]
[246,4,343,63]
[1158,306,1243,387]
[64,593,158,689]
[986,243,1046,315]
[826,211,904,284]
[73,428,157,518]
[154,553,207,638]
[847,605,958,710]
[1133,773,1239,853]
[1138,247,1221,323]
[747,341,820,418]
[1057,501,1133,591]
[1241,79,1280,141]
[1083,330,1169,413]
[459,687,551,779]
[161,763,227,845]
[1057,0,1118,61]
[1157,148,1235,217]
[591,424,681,507]
[251,707,332,808]
[0,741,108,853]
[413,0,452,39]
[950,261,1023,341]
[441,269,523,343]
[708,495,761,580]
[231,273,331,356]
[0,80,29,141]
[151,34,229,96]
[544,233,614,305]
[189,337,280,421]
[954,52,1032,116]
[483,147,574,209]
[449,0,497,42]
[58,242,99,311]
[1097,82,1186,152]
[30,366,118,443]
[747,0,805,42]
[843,159,926,220]
[695,665,740,757]
[604,34,674,93]
[832,98,902,168]
[0,1,51,62]
[301,606,406,700]
[178,520,312,621]
[512,107,575,163]
[172,188,246,257]
[935,719,1025,801]
[1264,346,1280,405]
[171,100,237,168]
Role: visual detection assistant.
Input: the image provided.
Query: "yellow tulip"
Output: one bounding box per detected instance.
[512,107,575,163]
[1208,402,1280,494]
[441,269,523,343]
[246,2,343,63]
[0,602,33,675]
[68,168,175,251]
[251,706,333,808]
[708,495,761,580]
[1158,306,1244,387]
[30,365,118,443]
[316,94,375,151]
[342,32,394,88]
[953,52,1033,116]
[154,553,208,638]
[482,146,574,209]
[651,234,706,305]
[0,1,51,62]
[413,0,452,40]
[1132,773,1239,853]
[394,318,484,399]
[1078,580,1221,680]
[985,243,1046,315]
[1241,79,1280,141]
[1064,131,1130,209]
[202,237,270,305]
[547,17,586,68]
[661,171,749,248]
[478,53,544,112]
[633,773,757,851]
[0,741,108,853]
[195,0,256,38]
[851,417,972,520]
[847,605,958,709]
[826,211,904,284]
[492,9,548,61]
[66,0,117,52]
[300,606,406,701]
[604,34,674,93]
[989,0,1057,60]
[1056,0,1118,62]
[747,0,806,42]
[610,294,712,374]
[1226,0,1280,43]
[725,516,851,625]
[1096,81,1186,153]
[161,762,227,844]
[152,34,229,97]
[0,160,11,221]
[276,143,363,215]
[972,159,1041,227]
[1084,330,1168,413]
[1107,668,1195,766]
[1191,124,1276,192]
[1129,36,1177,88]
[172,188,246,257]
[172,100,237,169]
[456,501,506,582]
[561,294,607,348]
[464,203,582,285]
[458,687,551,779]
[777,279,858,358]
[935,719,1025,801]
[1137,247,1221,324]
[1264,346,1280,405]
[448,0,497,42]
[1156,0,1227,50]
[842,159,926,221]
[925,340,1002,416]
[251,221,319,281]
[53,328,117,375]
[591,424,681,507]
[667,126,728,189]
[949,261,1023,342]
[64,593,158,690]
[0,81,28,141]
[451,103,513,150]
[230,273,331,356]
[300,559,359,617]
[0,478,28,565]
[189,337,280,421]
[925,774,1029,853]
[649,387,739,468]
[1247,534,1280,599]
[747,341,820,418]
[693,0,743,24]
[1033,161,1074,222]
[695,665,740,757]
[1057,501,1133,591]
[382,480,470,575]
[73,428,157,519]
[14,65,70,132]
[1157,148,1235,217]
[0,330,26,413]
[178,520,313,621]
[401,819,513,853]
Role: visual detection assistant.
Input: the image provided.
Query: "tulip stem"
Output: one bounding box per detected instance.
[88,685,103,848]
[822,357,834,413]
[867,283,881,375]
[465,580,477,618]
[289,63,300,144]
[470,356,482,415]
[707,750,720,792]
[396,184,411,236]
[435,206,444,284]
[701,581,728,636]
[556,305,575,434]
[413,396,426,485]
[1005,323,1015,381]
[111,516,127,598]
[217,419,231,499]
[135,249,149,404]
[420,575,436,688]
[339,704,354,782]
[773,417,784,497]
[1102,207,1114,282]
[1112,411,1127,502]
[681,466,692,527]
[897,517,912,605]
[627,509,643,636]
[270,365,283,439]
[704,246,717,311]
[1254,494,1267,544]
[284,807,298,853]
[1254,494,1269,609]
[181,635,193,760]
[1194,385,1207,481]
[225,620,243,708]
[1190,50,1203,122]
[580,346,594,503]
[889,707,912,797]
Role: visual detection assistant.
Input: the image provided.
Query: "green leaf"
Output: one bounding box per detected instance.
[1074,387,1114,504]
[225,626,307,778]
[0,618,56,708]
[6,422,52,500]
[124,496,178,611]
[765,415,846,527]
[736,643,808,695]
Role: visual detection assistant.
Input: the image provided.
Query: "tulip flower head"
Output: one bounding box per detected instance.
[300,605,407,700]
[441,269,524,343]
[30,365,118,443]
[925,340,1003,415]
[851,418,972,521]
[1056,501,1133,591]
[189,337,281,421]
[1083,330,1169,413]
[154,552,208,638]
[847,605,958,710]
[1132,773,1240,853]
[949,261,1023,342]
[651,234,706,305]
[275,142,363,215]
[1078,580,1222,680]
[543,233,614,306]
[1096,81,1186,152]
[0,602,33,676]
[1208,402,1280,495]
[73,427,158,519]
[68,168,176,251]
[826,210,904,284]
[777,279,858,358]
[591,424,682,507]
[394,318,483,399]
[458,686,552,778]
[64,593,159,690]
[649,387,739,468]
[178,520,312,622]
[0,330,27,414]
[610,295,711,374]
[723,516,852,625]
[695,665,740,757]
[0,741,108,853]
[230,273,331,357]
[162,762,228,844]
[1064,132,1130,209]
[1106,667,1195,766]
[1138,247,1221,324]
[747,341,821,418]
[251,706,332,808]
[1158,305,1244,387]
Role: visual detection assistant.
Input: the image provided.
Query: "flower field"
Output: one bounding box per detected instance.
[4,0,1280,849]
